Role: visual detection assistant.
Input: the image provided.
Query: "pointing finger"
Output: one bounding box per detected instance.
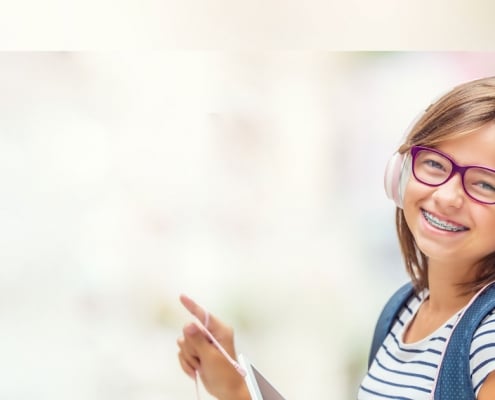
[180,294,208,324]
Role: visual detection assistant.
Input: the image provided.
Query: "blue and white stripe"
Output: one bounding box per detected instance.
[358,292,495,399]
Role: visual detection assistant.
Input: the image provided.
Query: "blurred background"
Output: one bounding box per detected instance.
[1,52,495,400]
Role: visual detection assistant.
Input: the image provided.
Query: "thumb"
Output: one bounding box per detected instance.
[183,322,215,353]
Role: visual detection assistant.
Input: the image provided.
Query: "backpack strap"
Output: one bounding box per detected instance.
[434,283,495,400]
[368,281,414,367]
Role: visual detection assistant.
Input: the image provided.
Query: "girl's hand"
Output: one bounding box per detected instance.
[177,294,250,400]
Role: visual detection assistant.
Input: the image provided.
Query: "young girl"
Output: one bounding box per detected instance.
[177,76,495,399]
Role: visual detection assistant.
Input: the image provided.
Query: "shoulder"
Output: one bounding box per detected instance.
[471,309,495,355]
[471,309,495,396]
[474,308,495,334]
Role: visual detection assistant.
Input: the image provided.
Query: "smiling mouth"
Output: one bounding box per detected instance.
[421,209,469,232]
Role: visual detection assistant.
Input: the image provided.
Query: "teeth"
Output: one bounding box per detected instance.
[421,210,468,232]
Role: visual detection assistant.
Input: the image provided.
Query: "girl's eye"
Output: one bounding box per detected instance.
[477,181,495,192]
[468,168,495,197]
[424,159,446,171]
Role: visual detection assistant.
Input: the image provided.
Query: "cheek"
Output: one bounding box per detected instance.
[473,209,495,248]
[402,179,428,211]
[401,180,437,240]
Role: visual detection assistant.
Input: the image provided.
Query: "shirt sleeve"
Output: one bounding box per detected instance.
[470,310,495,396]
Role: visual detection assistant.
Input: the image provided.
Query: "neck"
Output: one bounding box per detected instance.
[426,259,478,313]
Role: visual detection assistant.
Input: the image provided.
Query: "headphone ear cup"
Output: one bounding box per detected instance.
[384,152,411,208]
[383,86,450,208]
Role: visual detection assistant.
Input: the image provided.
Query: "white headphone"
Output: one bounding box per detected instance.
[383,104,430,208]
[383,87,452,208]
[383,150,412,209]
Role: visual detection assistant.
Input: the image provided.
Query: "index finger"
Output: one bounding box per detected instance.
[180,293,207,324]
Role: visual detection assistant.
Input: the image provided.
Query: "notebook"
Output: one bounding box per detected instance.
[238,354,287,400]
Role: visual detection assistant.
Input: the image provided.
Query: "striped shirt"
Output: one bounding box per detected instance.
[358,290,495,399]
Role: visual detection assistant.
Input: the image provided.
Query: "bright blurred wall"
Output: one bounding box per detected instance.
[1,52,495,400]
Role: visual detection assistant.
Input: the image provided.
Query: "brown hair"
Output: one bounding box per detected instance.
[395,76,495,294]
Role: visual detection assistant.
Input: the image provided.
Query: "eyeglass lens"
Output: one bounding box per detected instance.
[413,148,495,204]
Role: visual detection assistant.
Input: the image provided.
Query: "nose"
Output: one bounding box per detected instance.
[431,172,465,209]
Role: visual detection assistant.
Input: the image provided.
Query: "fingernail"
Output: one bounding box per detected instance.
[185,324,198,335]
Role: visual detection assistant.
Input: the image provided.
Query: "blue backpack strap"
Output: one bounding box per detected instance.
[434,283,495,400]
[368,281,414,367]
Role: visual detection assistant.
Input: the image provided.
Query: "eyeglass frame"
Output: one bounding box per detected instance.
[410,145,495,205]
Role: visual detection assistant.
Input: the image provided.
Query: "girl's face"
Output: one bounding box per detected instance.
[403,121,495,271]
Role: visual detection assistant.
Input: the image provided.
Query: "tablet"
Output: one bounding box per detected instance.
[238,354,287,400]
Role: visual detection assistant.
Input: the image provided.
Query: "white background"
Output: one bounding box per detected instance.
[1,51,495,400]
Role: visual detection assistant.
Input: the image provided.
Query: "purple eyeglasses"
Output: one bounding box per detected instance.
[410,145,495,205]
